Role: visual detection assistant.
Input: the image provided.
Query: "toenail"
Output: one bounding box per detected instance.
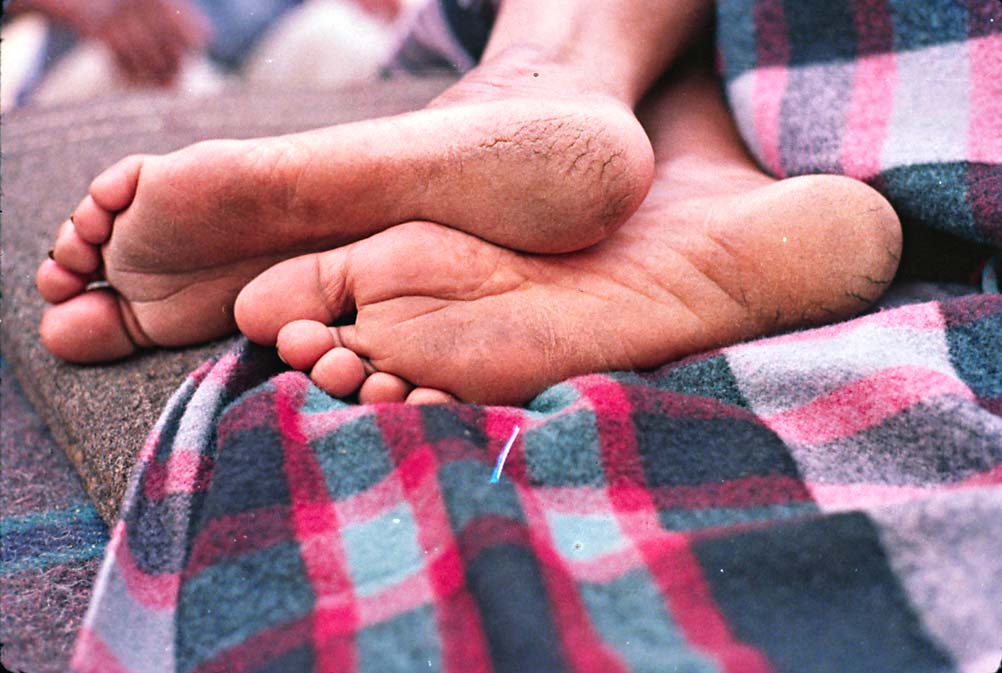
[277,350,289,366]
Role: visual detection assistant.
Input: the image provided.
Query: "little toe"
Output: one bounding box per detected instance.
[310,347,368,399]
[53,220,101,274]
[359,373,414,404]
[39,291,141,362]
[36,259,89,304]
[277,320,338,371]
[406,388,457,405]
[89,154,145,212]
[71,195,115,245]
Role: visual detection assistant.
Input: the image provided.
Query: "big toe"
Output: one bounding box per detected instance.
[237,221,517,347]
[236,250,353,345]
[40,291,142,363]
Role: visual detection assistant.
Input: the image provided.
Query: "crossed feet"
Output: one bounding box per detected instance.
[36,56,902,406]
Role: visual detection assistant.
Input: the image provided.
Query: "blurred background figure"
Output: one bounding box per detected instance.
[241,0,414,90]
[1,0,423,111]
[5,0,211,86]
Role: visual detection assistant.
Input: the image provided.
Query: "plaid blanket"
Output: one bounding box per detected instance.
[68,287,1002,673]
[8,2,1000,671]
[716,0,1002,248]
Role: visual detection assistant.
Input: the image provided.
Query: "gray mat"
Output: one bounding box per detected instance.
[1,77,453,523]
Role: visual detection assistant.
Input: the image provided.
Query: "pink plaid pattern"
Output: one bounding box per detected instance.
[69,291,1001,673]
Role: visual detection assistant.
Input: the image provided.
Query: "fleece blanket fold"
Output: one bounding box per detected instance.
[69,290,1002,673]
[716,0,1002,249]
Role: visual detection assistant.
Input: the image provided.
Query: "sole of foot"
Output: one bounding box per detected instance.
[235,64,902,405]
[236,178,900,405]
[36,49,654,363]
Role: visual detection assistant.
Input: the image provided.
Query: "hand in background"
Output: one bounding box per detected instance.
[354,0,402,21]
[10,0,212,85]
[93,0,212,85]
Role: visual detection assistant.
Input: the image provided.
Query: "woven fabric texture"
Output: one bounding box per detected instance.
[716,0,1002,248]
[69,291,1002,673]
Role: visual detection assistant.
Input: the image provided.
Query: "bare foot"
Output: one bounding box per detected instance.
[235,66,903,405]
[36,49,653,362]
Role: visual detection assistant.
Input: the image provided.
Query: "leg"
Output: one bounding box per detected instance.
[236,60,902,405]
[478,0,712,105]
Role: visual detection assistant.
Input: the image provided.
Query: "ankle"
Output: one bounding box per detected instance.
[449,44,632,104]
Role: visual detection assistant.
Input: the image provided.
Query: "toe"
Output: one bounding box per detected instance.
[310,347,368,399]
[406,388,457,405]
[36,259,89,304]
[359,373,413,404]
[39,291,139,362]
[236,250,353,345]
[71,195,115,245]
[276,320,338,370]
[53,220,101,274]
[236,222,507,346]
[89,154,145,212]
